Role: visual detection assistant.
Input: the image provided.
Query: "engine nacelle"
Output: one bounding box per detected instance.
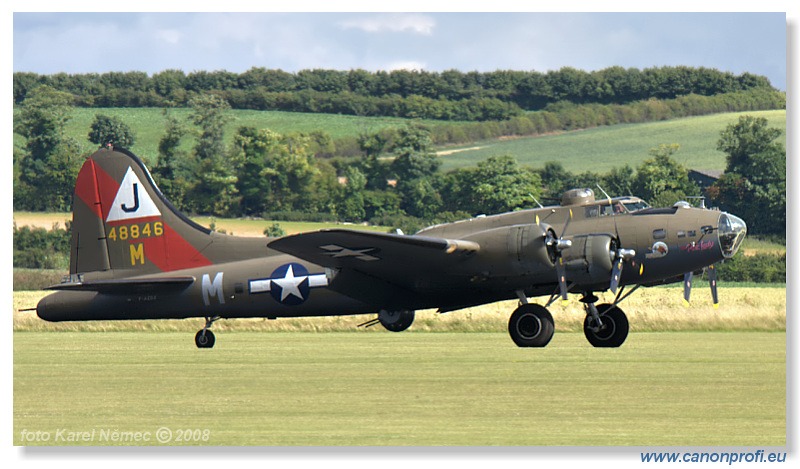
[560,233,616,285]
[464,224,553,276]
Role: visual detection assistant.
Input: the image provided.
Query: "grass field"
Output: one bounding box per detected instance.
[13,331,785,446]
[438,110,786,173]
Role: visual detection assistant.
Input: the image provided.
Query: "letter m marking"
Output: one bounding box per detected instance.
[202,272,225,306]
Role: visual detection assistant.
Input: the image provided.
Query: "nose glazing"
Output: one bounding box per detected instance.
[718,213,747,258]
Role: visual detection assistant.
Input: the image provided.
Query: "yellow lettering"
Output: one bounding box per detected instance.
[108,227,116,241]
[130,224,139,239]
[119,226,128,240]
[154,222,163,236]
[130,243,145,265]
[142,223,151,237]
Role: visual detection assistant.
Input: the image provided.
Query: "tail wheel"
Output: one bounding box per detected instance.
[508,304,554,348]
[584,304,628,348]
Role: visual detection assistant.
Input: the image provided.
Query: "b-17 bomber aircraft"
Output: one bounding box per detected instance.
[35,148,747,348]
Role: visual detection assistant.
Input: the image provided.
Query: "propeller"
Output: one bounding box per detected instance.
[541,209,573,303]
[682,264,719,308]
[609,247,636,294]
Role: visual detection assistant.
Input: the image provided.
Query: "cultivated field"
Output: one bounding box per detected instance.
[13,107,786,174]
[13,107,431,166]
[14,331,785,446]
[438,110,786,173]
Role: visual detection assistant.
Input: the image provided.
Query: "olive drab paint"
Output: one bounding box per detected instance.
[35,148,747,349]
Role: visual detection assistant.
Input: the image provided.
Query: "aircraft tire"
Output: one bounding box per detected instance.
[195,329,216,348]
[379,309,415,332]
[584,304,628,348]
[508,304,554,347]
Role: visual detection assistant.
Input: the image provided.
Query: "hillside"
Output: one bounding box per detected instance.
[437,109,786,173]
[13,107,431,166]
[13,107,785,174]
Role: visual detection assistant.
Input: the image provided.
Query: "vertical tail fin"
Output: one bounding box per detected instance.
[70,148,213,275]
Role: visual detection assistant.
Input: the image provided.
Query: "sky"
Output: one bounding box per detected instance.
[12,11,788,90]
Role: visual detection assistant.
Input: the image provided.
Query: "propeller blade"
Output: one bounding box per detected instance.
[556,257,568,302]
[708,264,719,308]
[610,257,624,294]
[609,248,634,294]
[683,271,693,306]
[562,208,573,238]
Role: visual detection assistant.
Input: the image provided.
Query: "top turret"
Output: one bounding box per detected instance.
[561,188,595,206]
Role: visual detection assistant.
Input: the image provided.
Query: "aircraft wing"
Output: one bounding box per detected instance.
[268,229,479,306]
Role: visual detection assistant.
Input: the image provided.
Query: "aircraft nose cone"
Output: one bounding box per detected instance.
[718,213,747,258]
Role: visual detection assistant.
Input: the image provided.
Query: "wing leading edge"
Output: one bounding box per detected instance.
[268,229,479,307]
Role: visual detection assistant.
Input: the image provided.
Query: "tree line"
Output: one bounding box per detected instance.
[14,66,776,121]
[13,86,785,238]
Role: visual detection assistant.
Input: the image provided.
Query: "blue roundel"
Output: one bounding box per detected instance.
[269,263,310,306]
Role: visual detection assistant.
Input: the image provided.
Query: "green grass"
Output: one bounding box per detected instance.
[438,110,786,173]
[13,331,785,446]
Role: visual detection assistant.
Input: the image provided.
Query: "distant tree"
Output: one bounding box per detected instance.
[263,223,286,238]
[232,127,318,215]
[444,155,542,215]
[389,124,440,182]
[14,85,82,211]
[88,114,136,148]
[358,130,392,189]
[188,93,238,215]
[709,116,785,235]
[602,164,635,196]
[153,110,193,210]
[538,161,573,198]
[400,178,443,220]
[388,124,442,218]
[189,93,232,161]
[335,166,367,222]
[633,144,699,207]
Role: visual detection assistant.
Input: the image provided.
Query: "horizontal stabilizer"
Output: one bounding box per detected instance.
[46,276,195,293]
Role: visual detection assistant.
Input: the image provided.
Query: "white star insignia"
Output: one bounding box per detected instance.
[271,265,307,301]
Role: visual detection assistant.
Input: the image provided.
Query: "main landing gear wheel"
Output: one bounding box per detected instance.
[583,303,629,348]
[379,309,415,332]
[508,304,554,348]
[195,316,220,349]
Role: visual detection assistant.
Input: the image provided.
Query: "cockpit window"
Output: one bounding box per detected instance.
[623,201,650,212]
